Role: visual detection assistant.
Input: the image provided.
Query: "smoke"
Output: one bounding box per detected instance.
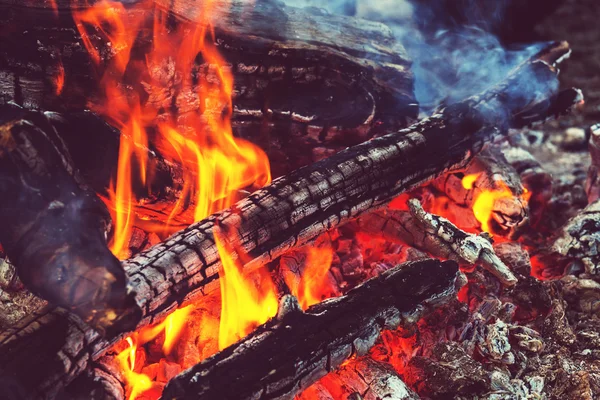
[280,0,547,113]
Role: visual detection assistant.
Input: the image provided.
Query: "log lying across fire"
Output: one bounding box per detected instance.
[161,259,461,400]
[0,40,581,399]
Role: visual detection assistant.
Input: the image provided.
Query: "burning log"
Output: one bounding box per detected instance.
[432,145,529,235]
[160,259,461,400]
[0,0,417,176]
[501,145,553,226]
[0,41,579,399]
[0,104,136,333]
[357,199,517,285]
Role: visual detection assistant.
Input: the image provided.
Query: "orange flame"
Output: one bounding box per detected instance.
[461,173,529,233]
[284,244,335,310]
[54,58,65,96]
[215,233,279,350]
[73,1,272,396]
[117,336,154,400]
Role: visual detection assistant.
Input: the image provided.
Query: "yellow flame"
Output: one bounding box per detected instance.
[117,336,153,400]
[461,173,480,190]
[216,233,279,350]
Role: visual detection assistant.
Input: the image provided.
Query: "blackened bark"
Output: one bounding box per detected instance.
[161,259,459,400]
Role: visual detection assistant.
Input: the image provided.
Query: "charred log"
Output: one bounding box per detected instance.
[356,199,517,285]
[433,145,528,235]
[0,104,137,334]
[0,41,578,399]
[317,357,420,400]
[161,259,461,400]
[586,123,600,203]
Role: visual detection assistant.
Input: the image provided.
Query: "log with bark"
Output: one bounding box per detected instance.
[432,145,529,235]
[0,104,137,334]
[0,0,417,176]
[161,258,461,400]
[0,41,580,400]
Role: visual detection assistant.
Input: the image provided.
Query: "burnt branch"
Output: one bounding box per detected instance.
[357,199,517,285]
[161,259,460,400]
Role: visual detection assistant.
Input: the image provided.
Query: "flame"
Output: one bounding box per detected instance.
[216,233,279,350]
[73,1,272,396]
[54,58,65,96]
[284,244,335,310]
[461,173,480,190]
[73,0,271,257]
[461,173,529,233]
[117,336,154,400]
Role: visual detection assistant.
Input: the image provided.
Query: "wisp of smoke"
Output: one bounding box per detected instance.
[280,0,548,114]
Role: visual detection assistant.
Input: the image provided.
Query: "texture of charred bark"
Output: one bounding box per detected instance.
[550,199,600,275]
[501,145,553,226]
[356,199,516,284]
[161,259,460,400]
[318,357,420,400]
[0,104,137,334]
[0,42,577,399]
[0,0,417,176]
[586,123,600,203]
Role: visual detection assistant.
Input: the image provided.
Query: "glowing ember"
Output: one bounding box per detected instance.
[283,244,335,310]
[461,173,479,190]
[216,233,279,350]
[54,58,65,96]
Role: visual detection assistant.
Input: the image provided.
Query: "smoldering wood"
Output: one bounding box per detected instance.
[0,104,138,334]
[0,0,417,176]
[501,145,553,226]
[317,357,420,400]
[161,259,460,400]
[586,123,600,203]
[0,41,578,400]
[548,199,600,275]
[356,199,517,285]
[432,145,528,235]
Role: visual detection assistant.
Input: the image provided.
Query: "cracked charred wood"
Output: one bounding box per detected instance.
[0,41,578,400]
[0,0,417,176]
[501,145,553,226]
[547,199,600,276]
[318,357,420,400]
[356,199,517,285]
[585,123,600,203]
[432,145,529,235]
[0,104,137,334]
[161,259,461,400]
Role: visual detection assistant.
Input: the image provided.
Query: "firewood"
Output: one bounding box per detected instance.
[160,259,461,400]
[586,123,600,203]
[356,199,517,285]
[548,199,600,275]
[318,357,420,400]
[501,146,553,226]
[0,0,417,176]
[433,145,529,235]
[0,41,579,399]
[0,104,137,334]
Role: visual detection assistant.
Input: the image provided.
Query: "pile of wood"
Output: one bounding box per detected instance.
[0,1,588,400]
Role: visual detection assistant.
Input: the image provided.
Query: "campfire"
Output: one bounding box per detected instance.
[0,0,597,399]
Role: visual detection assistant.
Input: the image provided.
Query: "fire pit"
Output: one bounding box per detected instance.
[0,1,597,399]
